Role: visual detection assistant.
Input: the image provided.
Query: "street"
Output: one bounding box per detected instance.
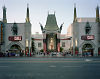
[0,57,100,79]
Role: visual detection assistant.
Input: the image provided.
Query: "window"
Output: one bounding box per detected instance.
[85,22,91,34]
[38,43,42,47]
[62,42,65,47]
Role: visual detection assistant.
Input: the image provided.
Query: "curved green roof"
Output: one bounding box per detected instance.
[44,14,59,31]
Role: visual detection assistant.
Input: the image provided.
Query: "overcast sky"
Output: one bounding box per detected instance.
[0,0,99,34]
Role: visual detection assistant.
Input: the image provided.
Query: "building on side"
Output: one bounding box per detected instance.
[67,5,100,56]
[32,32,43,52]
[0,5,31,56]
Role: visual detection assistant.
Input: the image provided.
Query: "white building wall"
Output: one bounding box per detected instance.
[32,33,43,52]
[60,40,71,52]
[72,21,98,56]
[67,17,99,56]
[78,22,98,53]
[4,23,28,53]
[34,40,43,52]
[25,23,31,48]
[67,24,73,37]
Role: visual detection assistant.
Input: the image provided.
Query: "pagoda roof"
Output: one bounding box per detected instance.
[44,14,59,31]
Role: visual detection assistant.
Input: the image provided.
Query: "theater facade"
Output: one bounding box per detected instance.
[0,5,31,55]
[67,5,100,56]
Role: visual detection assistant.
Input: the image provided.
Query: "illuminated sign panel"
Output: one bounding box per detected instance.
[81,35,94,40]
[9,36,22,41]
[14,36,22,41]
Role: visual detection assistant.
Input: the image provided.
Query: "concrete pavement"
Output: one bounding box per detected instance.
[0,57,100,79]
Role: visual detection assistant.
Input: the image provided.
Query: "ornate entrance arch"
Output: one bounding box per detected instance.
[82,44,93,56]
[47,34,57,51]
[6,42,24,53]
[79,41,95,56]
[9,44,21,53]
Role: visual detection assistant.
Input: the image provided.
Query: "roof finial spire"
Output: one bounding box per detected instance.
[73,3,77,22]
[26,3,30,23]
[3,5,7,23]
[96,5,99,22]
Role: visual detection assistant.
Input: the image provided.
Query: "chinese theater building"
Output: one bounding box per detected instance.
[32,32,71,53]
[40,13,63,52]
[0,5,31,55]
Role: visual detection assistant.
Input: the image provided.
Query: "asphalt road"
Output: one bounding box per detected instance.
[0,57,100,79]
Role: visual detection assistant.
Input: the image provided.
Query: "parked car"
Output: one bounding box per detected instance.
[56,53,61,57]
[51,52,57,56]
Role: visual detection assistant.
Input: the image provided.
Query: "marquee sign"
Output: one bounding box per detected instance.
[81,35,94,40]
[9,36,22,41]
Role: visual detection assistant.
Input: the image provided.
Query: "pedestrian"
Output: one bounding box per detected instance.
[44,53,45,56]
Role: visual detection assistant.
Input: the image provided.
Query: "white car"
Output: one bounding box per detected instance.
[51,52,57,56]
[56,53,61,57]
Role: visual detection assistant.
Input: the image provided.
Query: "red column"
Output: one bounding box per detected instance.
[43,33,46,53]
[43,42,46,53]
[25,47,29,56]
[57,33,60,52]
[57,43,60,52]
